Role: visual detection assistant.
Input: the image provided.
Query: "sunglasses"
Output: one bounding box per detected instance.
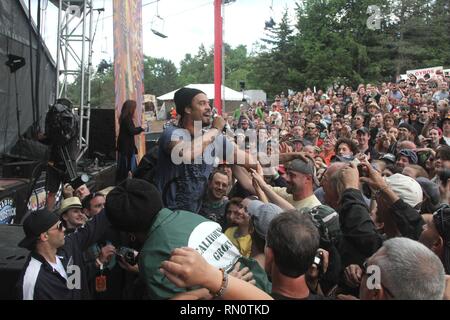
[48,221,64,232]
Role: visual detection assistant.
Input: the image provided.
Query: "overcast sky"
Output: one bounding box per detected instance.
[29,0,297,69]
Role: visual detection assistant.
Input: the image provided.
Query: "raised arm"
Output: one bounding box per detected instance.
[250,169,295,211]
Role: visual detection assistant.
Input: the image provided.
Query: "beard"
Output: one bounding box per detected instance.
[286,183,295,195]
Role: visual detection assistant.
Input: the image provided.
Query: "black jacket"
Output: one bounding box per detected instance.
[337,189,383,267]
[337,189,425,267]
[389,199,425,240]
[117,117,144,156]
[17,210,110,300]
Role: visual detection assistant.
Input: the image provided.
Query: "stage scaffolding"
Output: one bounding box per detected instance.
[54,0,94,162]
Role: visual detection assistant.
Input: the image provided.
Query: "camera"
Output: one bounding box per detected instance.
[313,250,323,268]
[116,247,138,266]
[357,164,368,177]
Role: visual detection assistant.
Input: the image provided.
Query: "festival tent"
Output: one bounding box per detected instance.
[157,84,250,101]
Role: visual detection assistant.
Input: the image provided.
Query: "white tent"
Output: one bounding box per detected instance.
[157,83,250,101]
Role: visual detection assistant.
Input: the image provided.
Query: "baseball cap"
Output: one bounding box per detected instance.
[285,158,320,186]
[356,127,370,135]
[247,200,283,240]
[416,177,440,206]
[379,153,396,164]
[385,174,423,208]
[285,158,315,176]
[18,209,60,250]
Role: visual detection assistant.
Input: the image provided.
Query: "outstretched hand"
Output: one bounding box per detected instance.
[160,247,221,291]
[229,262,256,285]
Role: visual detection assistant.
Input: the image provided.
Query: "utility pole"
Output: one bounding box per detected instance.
[214,0,223,115]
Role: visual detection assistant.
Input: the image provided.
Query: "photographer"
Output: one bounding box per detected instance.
[81,192,140,300]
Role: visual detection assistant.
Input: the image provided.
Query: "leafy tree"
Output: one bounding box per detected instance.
[143,56,179,97]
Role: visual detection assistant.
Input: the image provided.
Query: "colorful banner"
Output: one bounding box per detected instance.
[406,66,444,79]
[113,0,145,162]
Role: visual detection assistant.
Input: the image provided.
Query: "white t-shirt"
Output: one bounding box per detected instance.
[272,187,322,210]
[49,256,68,280]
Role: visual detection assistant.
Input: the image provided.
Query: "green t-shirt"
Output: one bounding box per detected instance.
[140,208,271,299]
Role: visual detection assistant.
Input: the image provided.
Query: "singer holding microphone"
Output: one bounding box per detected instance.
[153,87,257,213]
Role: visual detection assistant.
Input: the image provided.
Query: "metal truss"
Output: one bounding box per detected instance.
[55,0,93,162]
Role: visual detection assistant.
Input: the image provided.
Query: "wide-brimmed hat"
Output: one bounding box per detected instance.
[57,197,82,216]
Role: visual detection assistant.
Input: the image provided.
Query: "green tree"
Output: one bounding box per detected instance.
[178,44,214,85]
[143,56,179,96]
[250,8,295,97]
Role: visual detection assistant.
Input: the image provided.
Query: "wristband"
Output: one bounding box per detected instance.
[209,268,228,298]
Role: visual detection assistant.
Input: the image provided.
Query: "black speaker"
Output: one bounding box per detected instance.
[0,225,28,299]
[92,163,116,190]
[5,54,26,73]
[89,108,115,160]
[2,161,41,179]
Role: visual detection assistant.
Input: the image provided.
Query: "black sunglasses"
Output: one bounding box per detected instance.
[48,221,64,232]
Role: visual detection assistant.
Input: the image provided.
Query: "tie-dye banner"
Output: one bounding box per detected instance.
[113,0,145,161]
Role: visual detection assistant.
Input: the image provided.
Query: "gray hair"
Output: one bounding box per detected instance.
[330,167,347,203]
[371,237,445,300]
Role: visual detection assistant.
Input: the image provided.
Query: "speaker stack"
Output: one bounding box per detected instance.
[0,225,28,300]
[89,108,116,160]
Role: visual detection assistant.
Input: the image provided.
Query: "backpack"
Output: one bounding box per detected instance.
[300,205,341,245]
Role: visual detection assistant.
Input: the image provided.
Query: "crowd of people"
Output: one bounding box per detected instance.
[17,70,450,300]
